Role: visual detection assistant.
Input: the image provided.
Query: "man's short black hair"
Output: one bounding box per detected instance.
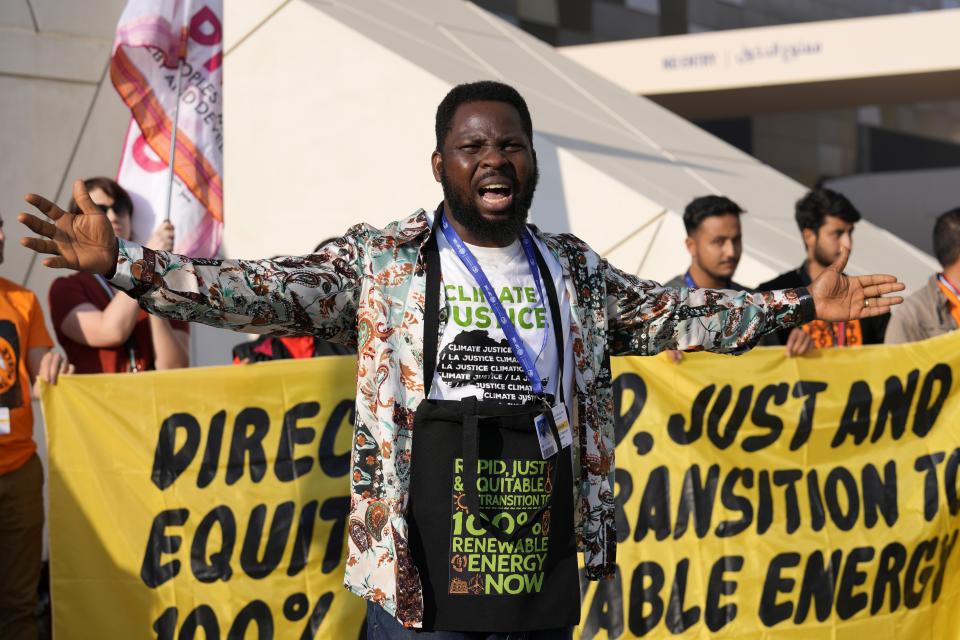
[795,188,860,232]
[683,195,744,234]
[435,81,533,151]
[933,207,960,267]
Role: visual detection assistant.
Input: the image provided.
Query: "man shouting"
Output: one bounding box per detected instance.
[19,81,903,639]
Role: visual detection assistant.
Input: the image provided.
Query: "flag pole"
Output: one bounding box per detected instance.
[163,13,188,223]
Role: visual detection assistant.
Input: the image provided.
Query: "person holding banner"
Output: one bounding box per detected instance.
[0,211,73,640]
[17,81,905,638]
[47,177,189,374]
[758,188,890,348]
[663,195,813,361]
[886,206,960,344]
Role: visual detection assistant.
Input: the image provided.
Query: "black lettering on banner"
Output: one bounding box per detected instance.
[873,370,919,442]
[913,363,951,437]
[715,468,753,538]
[287,500,319,577]
[613,372,647,447]
[759,552,799,627]
[152,413,202,490]
[191,505,236,583]
[706,385,750,450]
[240,502,296,579]
[824,467,859,531]
[614,469,633,543]
[319,496,351,573]
[915,452,946,522]
[744,383,787,452]
[226,600,272,640]
[180,605,220,640]
[705,556,743,632]
[275,401,320,482]
[756,471,773,535]
[667,385,712,445]
[831,381,872,448]
[862,461,898,528]
[932,530,959,601]
[871,542,907,614]
[628,562,664,636]
[634,466,671,542]
[673,464,720,539]
[794,550,842,623]
[318,400,353,477]
[198,410,227,488]
[227,408,270,485]
[946,448,960,516]
[141,508,189,588]
[580,566,624,640]
[904,538,937,608]
[665,559,700,634]
[789,381,828,450]
[298,592,335,640]
[806,469,826,531]
[836,547,874,619]
[773,470,803,534]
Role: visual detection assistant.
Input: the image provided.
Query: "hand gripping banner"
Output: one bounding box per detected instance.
[43,334,960,638]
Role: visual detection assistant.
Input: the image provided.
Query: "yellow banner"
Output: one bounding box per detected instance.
[44,357,367,639]
[43,334,960,638]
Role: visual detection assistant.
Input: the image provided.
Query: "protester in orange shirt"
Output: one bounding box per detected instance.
[0,212,71,640]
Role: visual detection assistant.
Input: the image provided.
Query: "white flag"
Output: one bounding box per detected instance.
[112,1,223,257]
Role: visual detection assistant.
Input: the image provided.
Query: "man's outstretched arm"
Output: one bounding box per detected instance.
[20,180,363,343]
[606,244,904,356]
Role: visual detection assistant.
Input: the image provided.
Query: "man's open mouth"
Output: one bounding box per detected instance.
[477,182,514,211]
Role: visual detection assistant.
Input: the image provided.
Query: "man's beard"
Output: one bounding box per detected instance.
[440,164,539,246]
[812,242,837,268]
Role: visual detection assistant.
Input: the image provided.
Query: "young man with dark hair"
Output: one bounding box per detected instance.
[19,81,903,639]
[758,188,890,347]
[886,206,960,343]
[665,195,812,357]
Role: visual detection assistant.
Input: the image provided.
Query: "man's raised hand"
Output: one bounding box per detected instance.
[19,179,118,275]
[808,243,905,322]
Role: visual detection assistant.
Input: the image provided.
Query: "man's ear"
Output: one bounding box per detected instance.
[684,234,696,258]
[801,227,817,253]
[431,150,442,183]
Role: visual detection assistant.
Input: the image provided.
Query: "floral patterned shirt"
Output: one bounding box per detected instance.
[109,209,812,627]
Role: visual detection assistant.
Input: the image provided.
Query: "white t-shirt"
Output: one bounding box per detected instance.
[428,226,574,411]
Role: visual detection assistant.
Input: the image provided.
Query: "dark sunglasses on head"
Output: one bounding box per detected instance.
[92,202,131,216]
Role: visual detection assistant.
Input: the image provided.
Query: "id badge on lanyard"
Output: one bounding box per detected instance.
[439,214,569,459]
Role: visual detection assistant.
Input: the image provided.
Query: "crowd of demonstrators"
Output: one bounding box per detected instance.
[664,195,813,362]
[18,80,904,639]
[0,211,70,640]
[886,207,960,344]
[758,188,890,347]
[48,178,189,374]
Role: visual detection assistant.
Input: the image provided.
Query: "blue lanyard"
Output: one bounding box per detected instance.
[439,213,550,398]
[684,270,697,288]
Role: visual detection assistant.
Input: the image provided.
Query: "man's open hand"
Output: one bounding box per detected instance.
[19,179,119,275]
[808,244,905,321]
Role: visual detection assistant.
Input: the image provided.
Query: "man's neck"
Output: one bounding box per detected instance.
[805,258,828,282]
[688,263,731,289]
[942,262,960,285]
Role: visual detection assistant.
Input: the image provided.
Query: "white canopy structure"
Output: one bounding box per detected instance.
[1,0,938,371]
